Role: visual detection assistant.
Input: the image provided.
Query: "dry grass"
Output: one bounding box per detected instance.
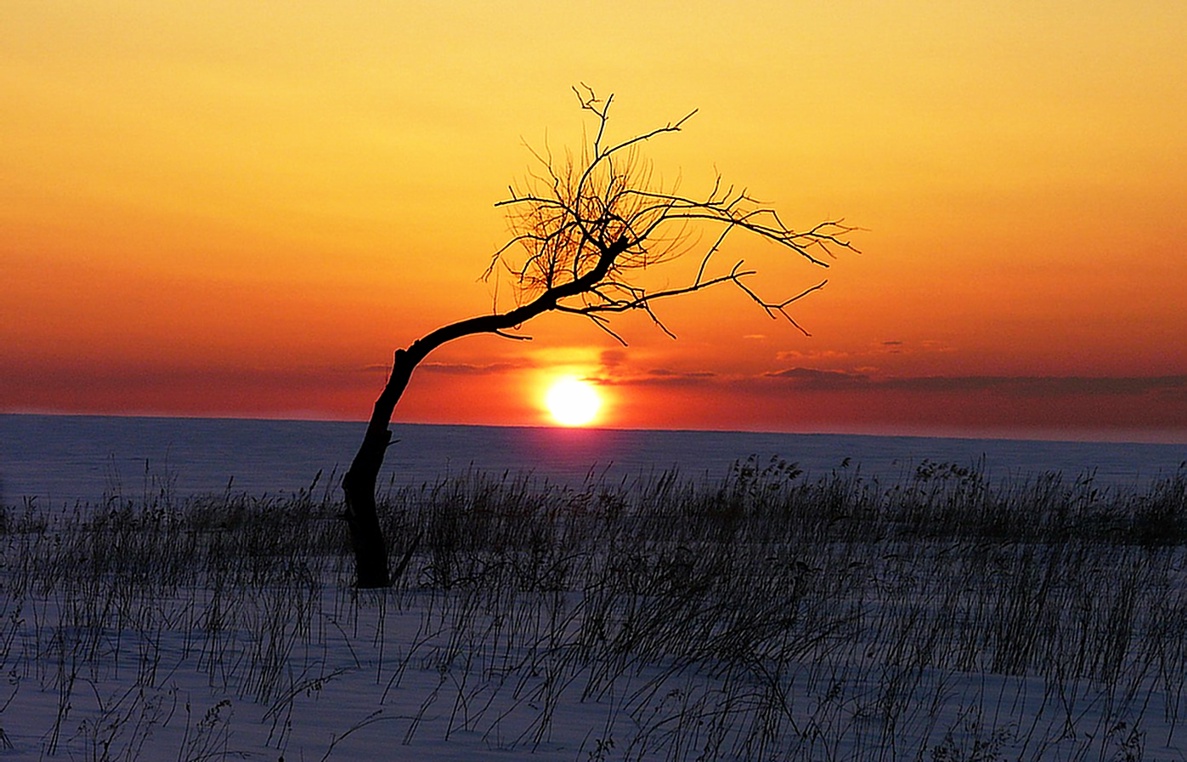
[1,458,1185,759]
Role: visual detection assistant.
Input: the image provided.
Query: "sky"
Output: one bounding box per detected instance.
[3,1,1186,442]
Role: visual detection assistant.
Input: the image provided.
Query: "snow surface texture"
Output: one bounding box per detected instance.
[1,464,1185,760]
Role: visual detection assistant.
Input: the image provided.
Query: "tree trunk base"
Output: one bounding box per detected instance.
[342,430,393,588]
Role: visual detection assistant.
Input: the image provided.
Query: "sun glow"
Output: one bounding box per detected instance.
[544,377,602,427]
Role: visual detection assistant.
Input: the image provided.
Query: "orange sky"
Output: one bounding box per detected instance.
[3,1,1186,442]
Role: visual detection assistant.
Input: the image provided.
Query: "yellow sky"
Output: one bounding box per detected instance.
[3,1,1186,440]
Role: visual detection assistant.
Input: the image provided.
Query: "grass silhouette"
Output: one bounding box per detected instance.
[1,458,1185,759]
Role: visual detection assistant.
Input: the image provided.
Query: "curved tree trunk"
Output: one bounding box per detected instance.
[341,350,417,588]
[340,238,629,587]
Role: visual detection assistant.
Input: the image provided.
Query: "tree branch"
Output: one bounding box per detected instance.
[411,88,856,387]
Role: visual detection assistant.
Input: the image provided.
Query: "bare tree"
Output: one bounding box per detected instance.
[341,87,857,587]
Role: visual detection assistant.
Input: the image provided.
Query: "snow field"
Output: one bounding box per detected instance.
[1,462,1185,760]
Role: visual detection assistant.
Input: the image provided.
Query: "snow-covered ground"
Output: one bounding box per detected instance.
[2,469,1185,760]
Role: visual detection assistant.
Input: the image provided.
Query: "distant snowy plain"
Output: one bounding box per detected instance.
[2,415,1186,759]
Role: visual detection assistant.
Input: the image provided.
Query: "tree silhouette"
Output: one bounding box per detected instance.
[342,87,857,587]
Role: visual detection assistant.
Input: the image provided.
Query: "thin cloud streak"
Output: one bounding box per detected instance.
[418,360,538,375]
[604,364,1187,400]
[760,370,1187,398]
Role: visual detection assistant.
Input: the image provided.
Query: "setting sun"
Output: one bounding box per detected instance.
[544,377,602,427]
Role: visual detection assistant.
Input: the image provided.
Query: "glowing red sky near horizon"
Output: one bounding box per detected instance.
[3,2,1186,443]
